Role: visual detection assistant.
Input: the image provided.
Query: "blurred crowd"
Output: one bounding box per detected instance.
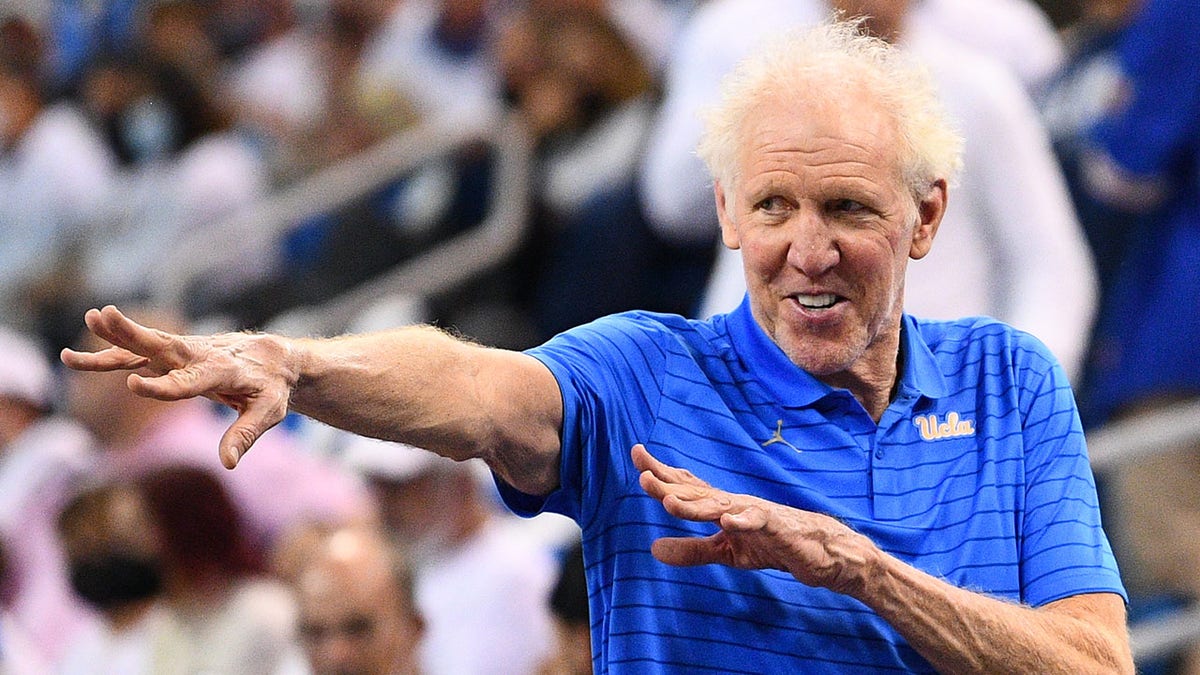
[1,0,1198,672]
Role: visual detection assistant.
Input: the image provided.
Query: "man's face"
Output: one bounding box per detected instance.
[297,552,421,675]
[717,90,942,385]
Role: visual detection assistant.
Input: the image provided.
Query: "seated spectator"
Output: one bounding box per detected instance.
[493,4,710,340]
[537,541,591,675]
[1037,0,1143,302]
[136,465,303,674]
[190,0,503,331]
[339,435,560,675]
[75,3,270,309]
[288,525,425,675]
[359,0,505,127]
[0,22,116,341]
[0,327,94,664]
[1051,1,1200,672]
[0,533,49,675]
[55,480,165,674]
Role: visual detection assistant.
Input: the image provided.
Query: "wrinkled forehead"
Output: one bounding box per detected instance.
[734,89,906,182]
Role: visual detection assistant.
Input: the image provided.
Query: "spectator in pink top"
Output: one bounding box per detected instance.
[0,326,93,666]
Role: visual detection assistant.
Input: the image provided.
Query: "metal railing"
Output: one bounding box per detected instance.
[151,108,532,336]
[1087,396,1200,663]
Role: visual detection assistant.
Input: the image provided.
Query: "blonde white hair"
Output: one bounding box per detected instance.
[696,19,963,199]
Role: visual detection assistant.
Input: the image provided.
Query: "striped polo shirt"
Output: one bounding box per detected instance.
[503,298,1125,673]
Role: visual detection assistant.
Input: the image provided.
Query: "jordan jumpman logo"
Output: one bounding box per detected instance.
[763,419,802,453]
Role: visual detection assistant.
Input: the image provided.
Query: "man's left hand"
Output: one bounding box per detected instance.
[632,444,879,597]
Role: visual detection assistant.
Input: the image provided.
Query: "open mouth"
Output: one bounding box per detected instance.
[795,293,842,310]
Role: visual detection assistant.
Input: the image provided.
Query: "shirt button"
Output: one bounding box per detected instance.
[875,449,884,460]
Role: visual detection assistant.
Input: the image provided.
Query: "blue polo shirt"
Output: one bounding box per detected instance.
[504,298,1125,673]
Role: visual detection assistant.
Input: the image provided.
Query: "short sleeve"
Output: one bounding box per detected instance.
[1015,338,1127,606]
[498,314,669,527]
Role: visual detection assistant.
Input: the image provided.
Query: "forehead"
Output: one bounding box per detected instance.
[735,90,904,188]
[299,558,395,618]
[62,488,156,553]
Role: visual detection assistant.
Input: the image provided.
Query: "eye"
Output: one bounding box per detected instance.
[754,196,791,215]
[299,622,328,643]
[828,198,868,214]
[342,615,375,639]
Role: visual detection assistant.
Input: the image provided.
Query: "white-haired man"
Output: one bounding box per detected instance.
[63,21,1131,673]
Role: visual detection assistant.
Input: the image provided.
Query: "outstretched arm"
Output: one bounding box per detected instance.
[632,445,1133,674]
[61,306,564,495]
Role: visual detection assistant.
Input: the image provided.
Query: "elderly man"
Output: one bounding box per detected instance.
[291,526,424,675]
[62,21,1131,673]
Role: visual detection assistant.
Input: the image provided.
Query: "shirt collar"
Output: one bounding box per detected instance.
[726,297,949,407]
[897,314,949,400]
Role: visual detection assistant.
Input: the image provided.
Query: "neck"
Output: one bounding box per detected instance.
[106,598,156,632]
[821,317,904,423]
[821,364,897,423]
[164,569,231,613]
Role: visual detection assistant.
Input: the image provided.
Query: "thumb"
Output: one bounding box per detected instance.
[217,399,286,469]
[219,421,258,470]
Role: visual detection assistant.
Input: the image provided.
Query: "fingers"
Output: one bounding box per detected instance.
[651,535,724,567]
[85,306,163,355]
[86,305,195,369]
[127,364,225,402]
[61,305,186,373]
[630,443,655,472]
[634,445,748,525]
[60,346,150,372]
[720,507,770,532]
[219,423,253,470]
[632,443,710,489]
[217,395,288,469]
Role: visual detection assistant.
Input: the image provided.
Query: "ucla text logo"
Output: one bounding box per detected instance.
[913,412,976,441]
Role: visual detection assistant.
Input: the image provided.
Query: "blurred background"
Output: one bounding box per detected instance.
[0,0,1198,672]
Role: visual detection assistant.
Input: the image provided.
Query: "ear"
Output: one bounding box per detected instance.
[909,178,947,260]
[714,180,741,250]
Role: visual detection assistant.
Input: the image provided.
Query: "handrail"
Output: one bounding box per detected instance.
[1084,396,1200,663]
[151,107,505,311]
[1131,602,1200,663]
[1087,397,1200,472]
[263,114,534,337]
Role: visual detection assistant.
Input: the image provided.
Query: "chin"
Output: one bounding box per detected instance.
[779,335,862,377]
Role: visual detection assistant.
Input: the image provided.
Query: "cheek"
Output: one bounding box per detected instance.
[840,237,905,293]
[739,231,790,275]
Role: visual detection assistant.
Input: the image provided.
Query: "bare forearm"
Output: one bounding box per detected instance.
[286,327,479,451]
[284,326,563,493]
[858,554,1132,674]
[635,450,1132,674]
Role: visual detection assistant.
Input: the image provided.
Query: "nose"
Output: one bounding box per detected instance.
[785,208,840,277]
[316,636,359,673]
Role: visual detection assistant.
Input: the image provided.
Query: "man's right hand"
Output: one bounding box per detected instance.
[61,305,298,469]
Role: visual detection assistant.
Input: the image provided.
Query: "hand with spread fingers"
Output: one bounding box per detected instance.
[632,444,877,597]
[60,305,297,469]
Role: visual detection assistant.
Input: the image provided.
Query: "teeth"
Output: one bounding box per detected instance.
[797,293,838,309]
